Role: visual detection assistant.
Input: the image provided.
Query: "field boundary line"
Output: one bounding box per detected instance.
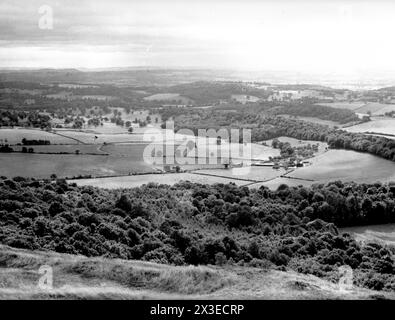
[190,171,263,183]
[51,131,88,144]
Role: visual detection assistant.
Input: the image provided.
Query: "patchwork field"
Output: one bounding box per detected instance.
[286,149,395,183]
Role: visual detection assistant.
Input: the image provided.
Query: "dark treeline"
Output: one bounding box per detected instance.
[0,110,51,128]
[269,102,360,124]
[0,177,395,291]
[21,138,50,146]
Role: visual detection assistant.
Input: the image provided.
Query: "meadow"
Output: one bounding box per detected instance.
[250,177,314,190]
[345,118,395,136]
[0,153,154,178]
[318,102,395,116]
[0,128,78,145]
[193,166,288,183]
[72,172,252,188]
[12,144,106,154]
[286,149,395,184]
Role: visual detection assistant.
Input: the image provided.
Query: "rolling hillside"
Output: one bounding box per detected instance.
[0,245,392,300]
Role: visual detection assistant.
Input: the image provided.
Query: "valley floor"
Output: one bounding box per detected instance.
[0,245,393,300]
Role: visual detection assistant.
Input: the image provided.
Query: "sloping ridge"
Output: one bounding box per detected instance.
[0,245,393,300]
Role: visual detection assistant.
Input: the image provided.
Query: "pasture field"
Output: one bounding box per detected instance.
[0,88,44,95]
[0,128,78,144]
[12,144,106,154]
[250,177,314,190]
[72,172,252,189]
[215,142,280,161]
[317,102,365,110]
[355,103,395,115]
[286,149,395,183]
[52,129,147,144]
[318,102,395,116]
[193,166,288,182]
[0,153,155,179]
[58,83,98,88]
[78,95,114,100]
[344,118,395,136]
[341,224,395,246]
[85,122,129,134]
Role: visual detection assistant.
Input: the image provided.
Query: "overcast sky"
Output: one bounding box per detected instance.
[1,0,395,76]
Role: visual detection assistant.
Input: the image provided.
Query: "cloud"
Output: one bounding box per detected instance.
[1,0,395,73]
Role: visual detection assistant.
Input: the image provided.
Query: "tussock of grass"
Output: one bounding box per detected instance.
[151,266,236,294]
[64,260,235,294]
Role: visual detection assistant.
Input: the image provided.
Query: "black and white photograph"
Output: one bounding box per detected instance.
[1,0,395,309]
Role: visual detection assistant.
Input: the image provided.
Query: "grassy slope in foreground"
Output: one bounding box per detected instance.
[0,245,393,300]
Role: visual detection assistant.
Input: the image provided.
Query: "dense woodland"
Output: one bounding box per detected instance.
[269,103,360,124]
[0,177,395,291]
